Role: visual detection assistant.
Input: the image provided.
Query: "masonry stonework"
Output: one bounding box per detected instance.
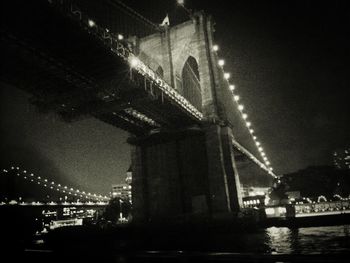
[130,12,243,224]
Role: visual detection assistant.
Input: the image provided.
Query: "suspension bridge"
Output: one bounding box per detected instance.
[1,166,109,205]
[1,0,280,224]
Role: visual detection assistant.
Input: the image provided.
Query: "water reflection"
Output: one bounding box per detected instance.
[266,225,350,254]
[132,225,350,254]
[265,227,294,254]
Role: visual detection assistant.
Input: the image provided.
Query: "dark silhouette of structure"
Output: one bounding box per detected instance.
[1,0,275,225]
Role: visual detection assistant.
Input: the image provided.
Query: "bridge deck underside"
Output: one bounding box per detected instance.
[1,0,199,135]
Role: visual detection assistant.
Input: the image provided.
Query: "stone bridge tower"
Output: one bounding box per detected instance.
[129,12,243,224]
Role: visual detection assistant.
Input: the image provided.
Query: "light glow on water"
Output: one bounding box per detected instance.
[266,225,350,254]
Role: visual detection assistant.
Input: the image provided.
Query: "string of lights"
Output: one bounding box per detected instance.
[61,0,204,121]
[1,166,109,201]
[176,0,277,178]
[212,44,277,178]
[56,0,274,177]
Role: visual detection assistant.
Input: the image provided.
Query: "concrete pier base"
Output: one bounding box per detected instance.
[129,124,242,225]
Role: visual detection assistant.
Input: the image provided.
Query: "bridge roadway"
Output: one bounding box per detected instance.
[1,0,273,175]
[1,0,202,135]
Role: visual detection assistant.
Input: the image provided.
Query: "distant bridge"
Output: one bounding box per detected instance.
[1,166,110,203]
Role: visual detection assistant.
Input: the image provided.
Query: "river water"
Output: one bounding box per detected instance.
[159,224,350,254]
[264,225,350,254]
[19,224,350,263]
[26,224,350,256]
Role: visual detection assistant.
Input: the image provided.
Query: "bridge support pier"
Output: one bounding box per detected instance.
[129,124,242,225]
[204,124,243,217]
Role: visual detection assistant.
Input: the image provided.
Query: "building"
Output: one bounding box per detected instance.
[333,147,350,170]
[125,166,132,184]
[240,186,270,208]
[241,185,270,198]
[242,195,265,208]
[110,166,133,202]
[285,191,301,201]
[111,184,131,201]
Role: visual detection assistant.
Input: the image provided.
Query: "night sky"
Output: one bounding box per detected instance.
[1,0,349,195]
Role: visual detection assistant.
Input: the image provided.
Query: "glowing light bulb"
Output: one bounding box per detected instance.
[212,45,219,51]
[229,85,235,91]
[88,19,95,27]
[117,34,124,40]
[218,59,225,66]
[224,73,230,79]
[256,141,260,146]
[234,95,240,101]
[238,104,244,111]
[249,129,254,134]
[129,57,140,68]
[246,122,251,127]
[242,113,248,119]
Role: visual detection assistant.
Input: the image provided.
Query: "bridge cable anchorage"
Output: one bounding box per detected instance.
[1,165,110,203]
[213,43,277,177]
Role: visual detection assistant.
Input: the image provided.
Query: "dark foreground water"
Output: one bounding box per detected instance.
[165,224,350,254]
[5,224,350,262]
